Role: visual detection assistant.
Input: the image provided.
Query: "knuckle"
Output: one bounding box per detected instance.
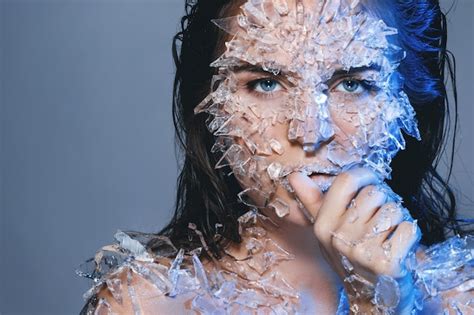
[313,224,329,241]
[352,244,368,262]
[332,236,347,252]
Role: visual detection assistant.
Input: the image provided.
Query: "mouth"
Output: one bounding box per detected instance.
[300,163,341,176]
[309,173,337,192]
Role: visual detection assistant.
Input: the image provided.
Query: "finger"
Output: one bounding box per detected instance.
[318,168,380,222]
[387,220,421,262]
[314,168,380,244]
[288,172,323,217]
[365,202,405,239]
[341,185,387,227]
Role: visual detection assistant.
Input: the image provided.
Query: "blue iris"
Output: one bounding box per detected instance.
[258,79,278,92]
[341,80,360,92]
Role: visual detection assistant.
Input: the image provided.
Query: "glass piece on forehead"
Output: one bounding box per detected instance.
[320,0,342,23]
[215,144,248,169]
[237,187,270,208]
[268,198,290,218]
[105,278,124,304]
[211,16,239,36]
[374,275,400,310]
[295,0,304,25]
[261,61,281,75]
[347,0,361,10]
[242,0,269,26]
[210,55,243,69]
[273,0,289,16]
[114,231,148,259]
[268,139,284,155]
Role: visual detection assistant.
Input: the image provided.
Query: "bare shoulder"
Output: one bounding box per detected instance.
[94,265,197,314]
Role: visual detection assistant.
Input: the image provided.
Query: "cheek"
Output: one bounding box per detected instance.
[328,94,384,143]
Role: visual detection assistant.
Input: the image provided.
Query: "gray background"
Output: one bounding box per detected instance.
[0,0,472,314]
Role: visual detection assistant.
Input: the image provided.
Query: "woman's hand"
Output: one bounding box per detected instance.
[289,168,421,313]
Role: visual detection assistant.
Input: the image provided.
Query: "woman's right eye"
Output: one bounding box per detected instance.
[249,78,283,94]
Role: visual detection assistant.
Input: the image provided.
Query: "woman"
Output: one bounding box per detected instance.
[79,0,473,313]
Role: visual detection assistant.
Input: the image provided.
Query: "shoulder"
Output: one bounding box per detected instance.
[78,231,202,314]
[93,265,196,314]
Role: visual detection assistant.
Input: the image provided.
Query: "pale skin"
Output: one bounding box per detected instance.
[94,0,466,313]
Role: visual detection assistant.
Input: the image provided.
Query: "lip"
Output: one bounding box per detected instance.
[298,163,342,176]
[309,173,336,192]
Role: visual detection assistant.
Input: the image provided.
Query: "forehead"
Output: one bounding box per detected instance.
[216,0,396,80]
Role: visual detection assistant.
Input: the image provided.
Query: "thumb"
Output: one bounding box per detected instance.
[288,172,324,219]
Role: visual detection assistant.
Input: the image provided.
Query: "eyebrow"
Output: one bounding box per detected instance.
[230,63,289,76]
[230,63,382,85]
[331,65,381,79]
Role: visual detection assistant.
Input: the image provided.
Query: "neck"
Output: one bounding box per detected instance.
[224,209,341,312]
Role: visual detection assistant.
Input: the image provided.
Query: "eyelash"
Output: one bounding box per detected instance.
[332,77,378,95]
[246,77,284,98]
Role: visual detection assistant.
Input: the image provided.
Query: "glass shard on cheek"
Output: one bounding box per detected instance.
[268,198,290,218]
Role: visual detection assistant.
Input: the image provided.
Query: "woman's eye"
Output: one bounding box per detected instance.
[335,79,365,93]
[252,79,282,93]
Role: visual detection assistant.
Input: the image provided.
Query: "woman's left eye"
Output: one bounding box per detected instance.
[335,79,365,94]
[252,79,282,93]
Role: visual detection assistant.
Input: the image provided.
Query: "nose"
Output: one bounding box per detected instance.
[289,92,335,153]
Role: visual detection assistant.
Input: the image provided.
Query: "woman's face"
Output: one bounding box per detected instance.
[196,0,420,224]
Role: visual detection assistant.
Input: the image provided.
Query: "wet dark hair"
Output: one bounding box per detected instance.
[159,0,467,258]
